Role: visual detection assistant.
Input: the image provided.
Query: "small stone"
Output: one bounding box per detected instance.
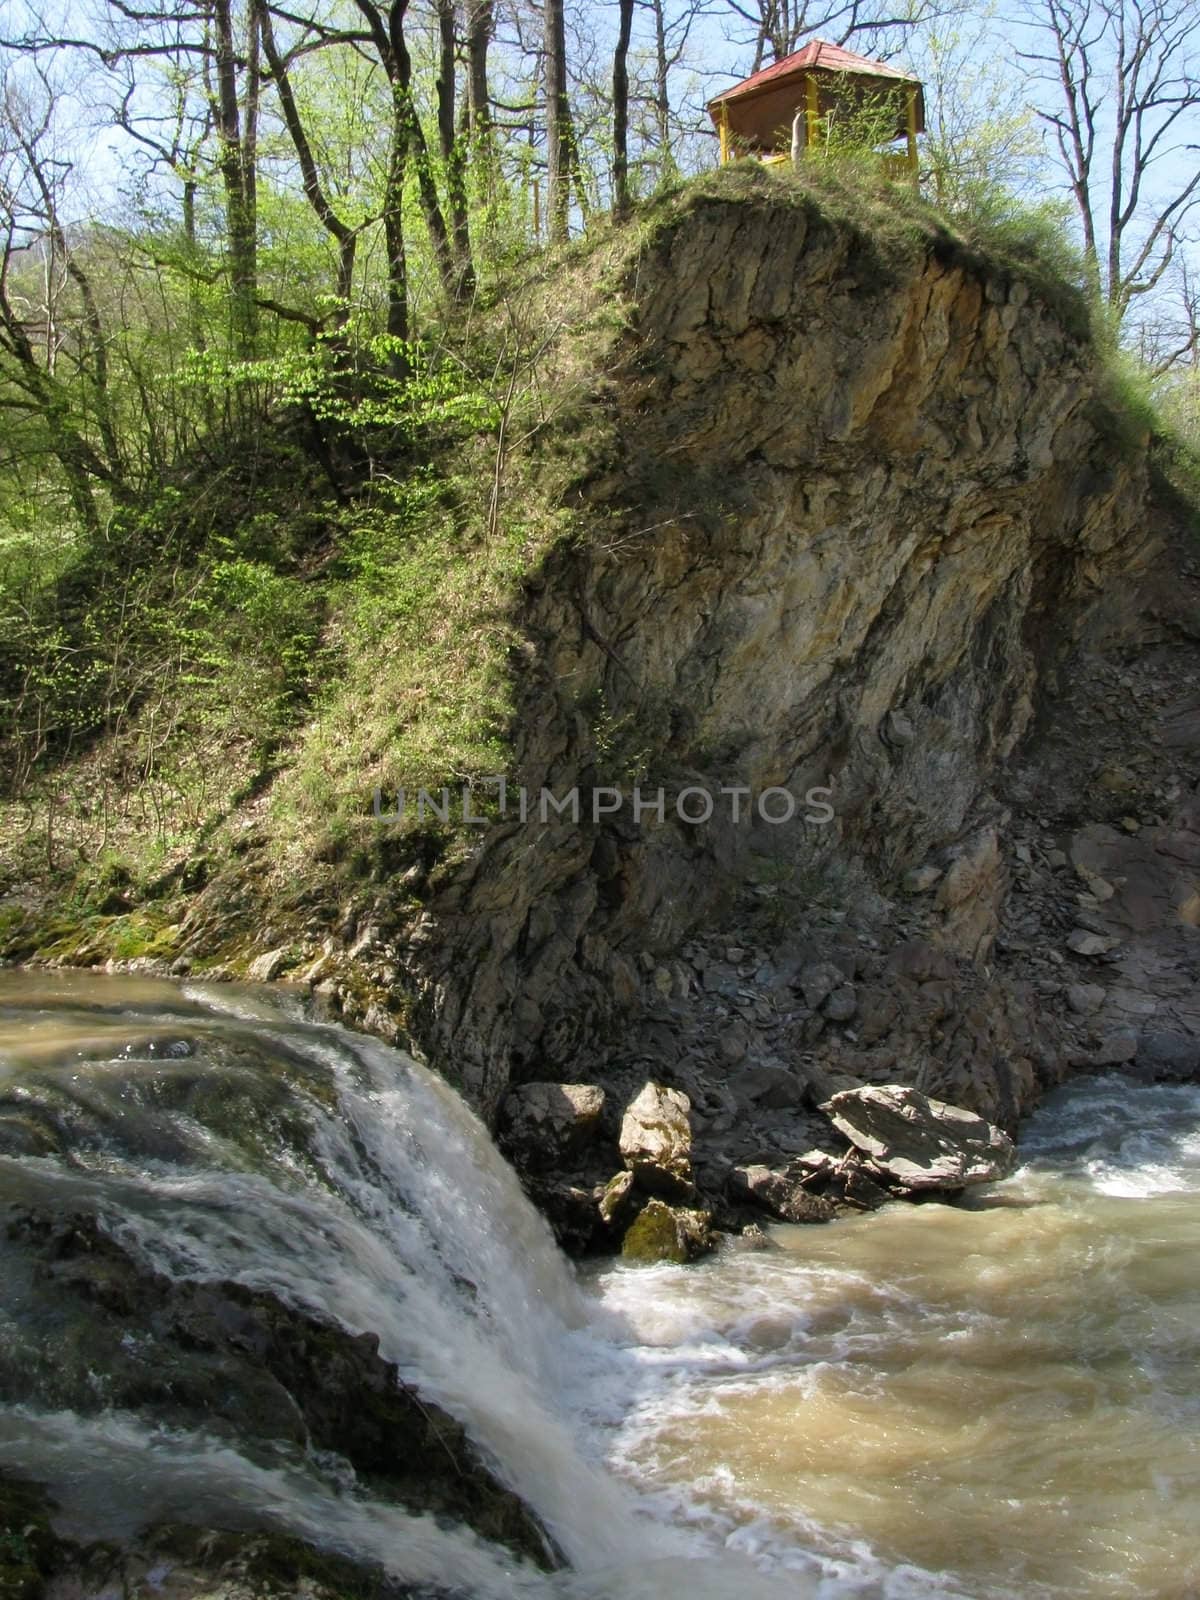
[739,1223,774,1251]
[651,966,673,998]
[1046,849,1068,869]
[1066,929,1117,957]
[1014,844,1033,866]
[716,1022,750,1064]
[1066,983,1105,1016]
[823,985,858,1022]
[1120,816,1140,834]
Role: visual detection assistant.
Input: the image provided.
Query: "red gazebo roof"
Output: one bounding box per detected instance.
[708,39,920,109]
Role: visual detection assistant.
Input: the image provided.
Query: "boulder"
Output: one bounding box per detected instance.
[499,1082,605,1171]
[821,1085,1017,1192]
[728,1164,836,1224]
[620,1199,713,1264]
[247,948,290,982]
[619,1082,693,1197]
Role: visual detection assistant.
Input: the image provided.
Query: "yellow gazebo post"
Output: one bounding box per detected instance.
[905,86,919,186]
[719,101,730,164]
[805,74,819,153]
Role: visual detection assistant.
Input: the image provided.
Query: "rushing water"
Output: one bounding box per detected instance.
[1,972,1199,1598]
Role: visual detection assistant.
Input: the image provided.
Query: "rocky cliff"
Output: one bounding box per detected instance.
[397,171,1168,1149]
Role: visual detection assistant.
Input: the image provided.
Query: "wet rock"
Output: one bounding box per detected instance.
[529,1179,603,1254]
[620,1199,713,1264]
[1137,1031,1200,1080]
[619,1082,693,1197]
[834,1163,895,1211]
[0,1210,550,1566]
[728,1164,836,1224]
[499,1082,605,1170]
[822,1085,1017,1191]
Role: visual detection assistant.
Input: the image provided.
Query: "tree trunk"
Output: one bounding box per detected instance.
[612,0,635,219]
[383,98,410,348]
[212,0,257,357]
[435,0,475,298]
[544,0,570,242]
[651,0,674,181]
[466,0,494,139]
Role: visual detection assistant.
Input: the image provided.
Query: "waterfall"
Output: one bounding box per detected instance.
[0,973,800,1599]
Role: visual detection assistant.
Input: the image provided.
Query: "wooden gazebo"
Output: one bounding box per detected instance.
[708,40,925,181]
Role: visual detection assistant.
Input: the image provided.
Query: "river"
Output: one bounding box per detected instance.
[1,971,1197,1598]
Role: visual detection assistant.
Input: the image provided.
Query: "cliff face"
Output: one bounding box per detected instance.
[408,176,1159,1127]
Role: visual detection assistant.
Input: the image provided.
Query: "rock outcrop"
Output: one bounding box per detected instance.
[399,169,1159,1133]
[822,1085,1017,1190]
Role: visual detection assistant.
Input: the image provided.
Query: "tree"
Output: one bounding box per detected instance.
[544,0,571,241]
[0,68,130,534]
[1017,0,1200,326]
[912,12,1046,207]
[718,0,958,69]
[612,0,636,217]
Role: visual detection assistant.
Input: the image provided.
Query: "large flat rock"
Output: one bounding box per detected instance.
[822,1085,1017,1191]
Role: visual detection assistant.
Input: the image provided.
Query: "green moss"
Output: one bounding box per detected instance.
[622,1199,689,1264]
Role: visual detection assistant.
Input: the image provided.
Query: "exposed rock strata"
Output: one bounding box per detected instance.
[399,175,1159,1137]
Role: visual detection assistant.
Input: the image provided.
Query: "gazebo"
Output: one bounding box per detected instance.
[707,40,925,182]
